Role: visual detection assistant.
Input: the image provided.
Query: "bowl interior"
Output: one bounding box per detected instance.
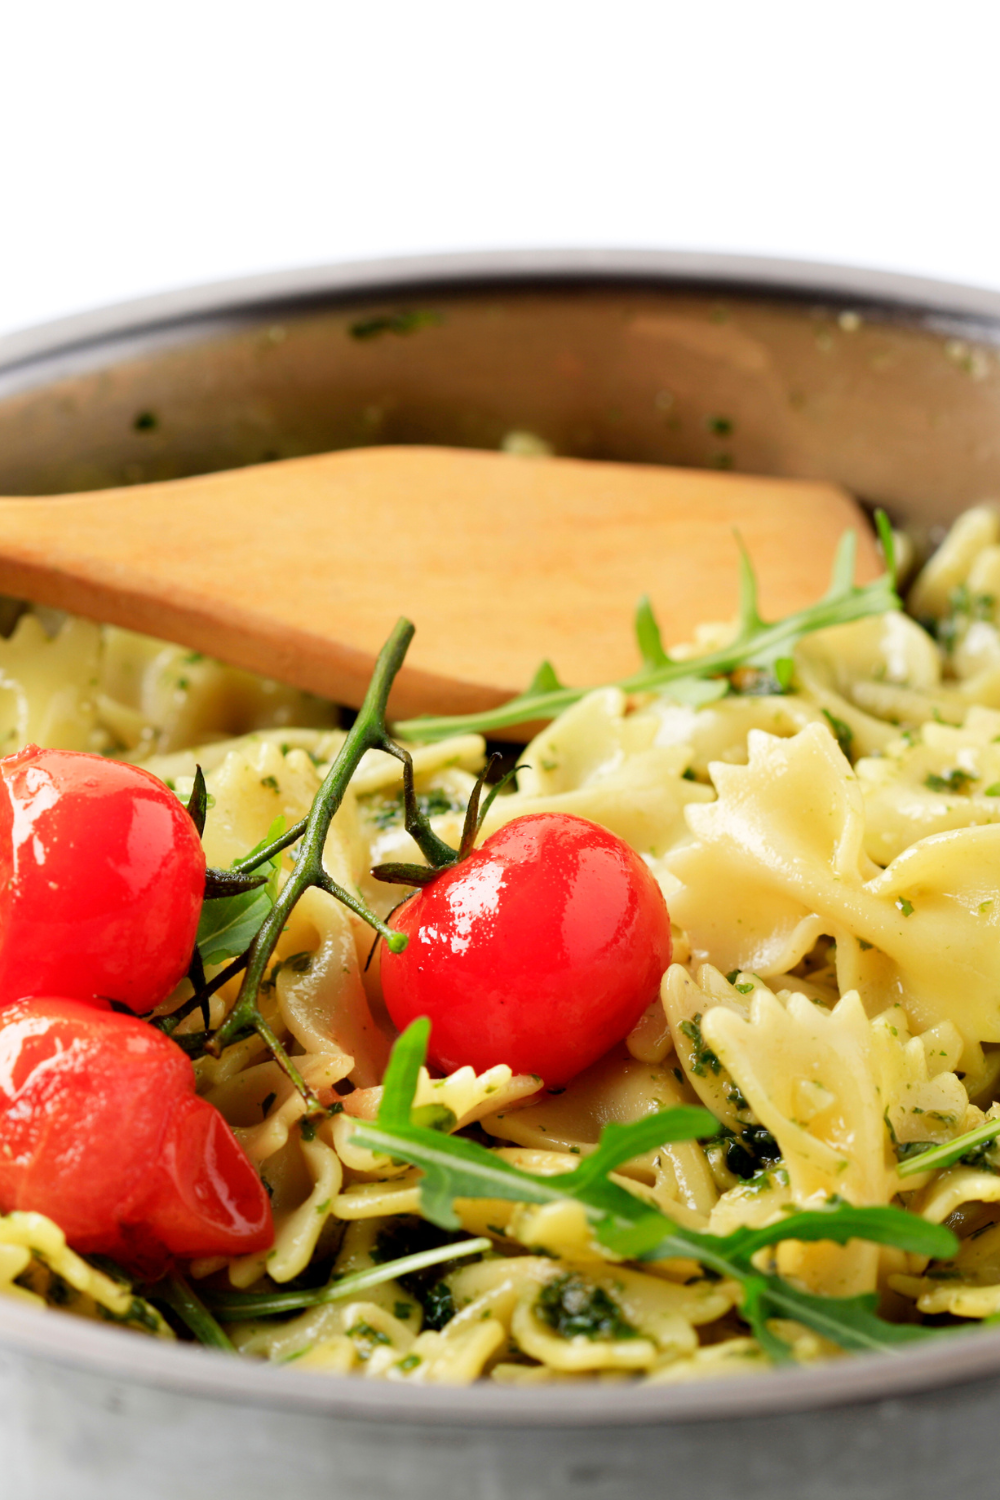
[2,254,1000,540]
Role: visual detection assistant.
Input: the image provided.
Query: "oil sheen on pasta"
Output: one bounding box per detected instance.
[5,507,1000,1383]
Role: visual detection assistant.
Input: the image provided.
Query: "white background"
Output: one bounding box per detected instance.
[1,0,998,340]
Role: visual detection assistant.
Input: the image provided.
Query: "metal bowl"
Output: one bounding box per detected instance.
[3,250,1000,1500]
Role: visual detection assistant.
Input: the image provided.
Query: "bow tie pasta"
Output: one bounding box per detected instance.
[9,500,1000,1386]
[666,721,1000,1065]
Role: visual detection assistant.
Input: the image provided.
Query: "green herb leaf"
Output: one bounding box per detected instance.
[153,1273,235,1350]
[354,1021,958,1360]
[712,1201,955,1261]
[527,660,565,694]
[634,595,670,670]
[748,1279,939,1356]
[393,516,901,741]
[897,1115,1000,1179]
[197,816,285,966]
[203,1235,490,1320]
[185,765,209,837]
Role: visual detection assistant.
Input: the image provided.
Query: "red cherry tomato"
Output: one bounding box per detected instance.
[380,812,673,1087]
[0,996,272,1275]
[0,745,204,1013]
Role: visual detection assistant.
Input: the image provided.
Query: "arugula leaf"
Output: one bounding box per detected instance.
[634,595,669,671]
[351,1022,958,1361]
[201,1234,490,1321]
[378,1016,432,1130]
[197,816,285,966]
[896,1115,1000,1178]
[527,660,565,694]
[744,1279,939,1360]
[393,516,901,742]
[709,1202,955,1261]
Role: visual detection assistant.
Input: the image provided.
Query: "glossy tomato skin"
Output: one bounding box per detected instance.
[0,745,205,1013]
[381,813,673,1087]
[0,996,273,1275]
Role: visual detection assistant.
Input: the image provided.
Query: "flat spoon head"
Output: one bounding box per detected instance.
[0,445,879,727]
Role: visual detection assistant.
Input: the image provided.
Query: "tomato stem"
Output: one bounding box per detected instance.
[206,618,418,1109]
[231,817,308,874]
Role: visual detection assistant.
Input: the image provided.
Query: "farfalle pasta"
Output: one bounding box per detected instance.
[7,504,1000,1386]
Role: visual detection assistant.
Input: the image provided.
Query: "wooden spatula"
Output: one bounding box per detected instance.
[0,445,879,724]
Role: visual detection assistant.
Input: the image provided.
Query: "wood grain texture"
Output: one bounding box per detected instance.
[0,445,880,720]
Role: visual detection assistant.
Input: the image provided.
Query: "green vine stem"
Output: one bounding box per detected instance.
[206,618,417,1108]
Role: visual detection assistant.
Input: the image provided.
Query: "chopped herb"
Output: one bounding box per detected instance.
[721,1126,781,1181]
[348,309,442,340]
[706,415,735,437]
[261,1091,276,1118]
[924,769,976,794]
[421,1281,456,1331]
[367,786,464,830]
[396,1353,422,1372]
[734,981,755,996]
[347,1319,392,1359]
[261,775,280,792]
[133,410,158,432]
[679,1014,723,1077]
[535,1273,639,1342]
[299,1118,317,1143]
[393,1301,413,1321]
[858,938,873,951]
[935,583,996,653]
[896,898,915,917]
[985,784,1000,797]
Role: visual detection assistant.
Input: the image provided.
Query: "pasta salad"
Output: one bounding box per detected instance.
[3,505,1000,1386]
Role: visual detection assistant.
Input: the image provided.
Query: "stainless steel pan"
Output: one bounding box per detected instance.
[3,250,1000,1500]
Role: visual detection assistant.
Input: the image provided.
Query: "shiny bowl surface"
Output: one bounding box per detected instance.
[3,250,1000,1500]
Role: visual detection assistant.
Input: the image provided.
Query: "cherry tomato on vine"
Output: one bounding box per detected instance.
[0,745,205,1013]
[0,996,272,1275]
[380,812,673,1087]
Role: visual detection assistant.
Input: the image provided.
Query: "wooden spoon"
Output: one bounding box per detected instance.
[0,446,879,726]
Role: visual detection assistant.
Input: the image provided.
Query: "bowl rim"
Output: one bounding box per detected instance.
[3,245,1000,1425]
[3,246,1000,388]
[3,1289,1000,1427]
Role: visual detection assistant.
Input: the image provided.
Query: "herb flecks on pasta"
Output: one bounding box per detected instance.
[8,505,1000,1385]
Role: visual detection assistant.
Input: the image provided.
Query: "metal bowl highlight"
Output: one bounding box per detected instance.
[3,251,1000,1500]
